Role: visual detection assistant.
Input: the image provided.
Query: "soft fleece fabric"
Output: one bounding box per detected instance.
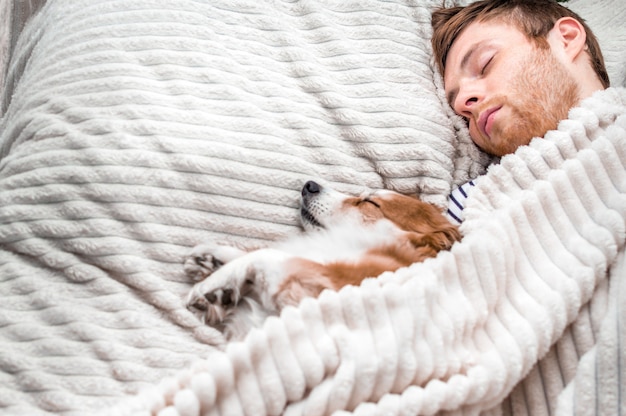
[114,87,626,416]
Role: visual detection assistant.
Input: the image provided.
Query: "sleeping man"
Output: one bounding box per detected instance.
[430,0,610,224]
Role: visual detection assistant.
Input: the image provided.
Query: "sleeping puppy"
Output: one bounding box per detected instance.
[185,180,460,340]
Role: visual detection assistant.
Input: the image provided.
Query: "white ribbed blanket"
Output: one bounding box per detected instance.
[0,0,625,415]
[112,87,626,416]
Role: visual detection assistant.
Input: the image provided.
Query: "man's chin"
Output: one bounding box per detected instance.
[480,130,533,157]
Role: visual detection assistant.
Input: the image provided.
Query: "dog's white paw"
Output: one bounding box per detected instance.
[186,287,238,326]
[186,261,252,326]
[183,244,246,282]
[186,248,289,326]
[188,280,241,311]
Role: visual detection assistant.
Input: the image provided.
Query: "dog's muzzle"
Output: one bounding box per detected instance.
[300,180,324,229]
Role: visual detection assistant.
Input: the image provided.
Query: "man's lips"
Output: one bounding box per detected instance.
[477,106,501,139]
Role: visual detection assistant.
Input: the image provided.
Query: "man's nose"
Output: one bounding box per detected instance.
[455,82,481,117]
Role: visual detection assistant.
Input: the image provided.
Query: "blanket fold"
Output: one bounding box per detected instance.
[119,88,626,416]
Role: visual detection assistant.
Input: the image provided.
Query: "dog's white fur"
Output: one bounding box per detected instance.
[185,181,459,340]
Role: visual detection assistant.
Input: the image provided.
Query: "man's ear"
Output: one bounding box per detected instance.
[548,17,587,62]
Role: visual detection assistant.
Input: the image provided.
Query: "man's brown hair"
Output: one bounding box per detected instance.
[431,0,610,88]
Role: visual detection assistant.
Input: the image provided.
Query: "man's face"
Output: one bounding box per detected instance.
[443,20,580,156]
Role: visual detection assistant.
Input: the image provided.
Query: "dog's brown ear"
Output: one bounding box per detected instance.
[373,192,461,260]
[424,224,461,251]
[405,224,461,262]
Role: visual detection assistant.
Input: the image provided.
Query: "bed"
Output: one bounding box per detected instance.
[1,0,625,415]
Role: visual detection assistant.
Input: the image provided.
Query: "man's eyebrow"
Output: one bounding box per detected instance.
[445,42,484,108]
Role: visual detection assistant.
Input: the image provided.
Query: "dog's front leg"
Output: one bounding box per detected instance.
[186,248,293,323]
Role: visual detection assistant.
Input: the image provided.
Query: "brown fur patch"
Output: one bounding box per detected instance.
[275,220,460,306]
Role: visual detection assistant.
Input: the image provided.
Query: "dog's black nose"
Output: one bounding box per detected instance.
[302,180,321,197]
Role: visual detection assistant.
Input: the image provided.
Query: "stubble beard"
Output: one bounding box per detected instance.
[486,48,580,157]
